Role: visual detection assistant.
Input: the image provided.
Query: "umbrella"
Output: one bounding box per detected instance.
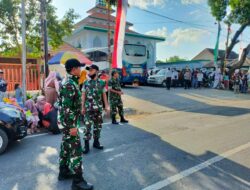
[48,51,92,65]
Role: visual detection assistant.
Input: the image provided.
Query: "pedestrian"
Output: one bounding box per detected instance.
[82,65,109,154]
[57,59,93,190]
[192,69,198,89]
[15,83,23,107]
[184,69,191,89]
[197,70,204,89]
[213,69,222,89]
[233,69,240,94]
[165,68,172,90]
[223,68,230,90]
[45,71,61,106]
[99,70,109,105]
[241,70,248,93]
[109,70,128,125]
[172,69,178,88]
[0,69,7,102]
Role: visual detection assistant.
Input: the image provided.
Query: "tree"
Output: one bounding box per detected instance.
[208,0,250,73]
[0,0,79,57]
[166,56,187,62]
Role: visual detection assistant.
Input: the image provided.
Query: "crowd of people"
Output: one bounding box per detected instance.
[149,67,250,94]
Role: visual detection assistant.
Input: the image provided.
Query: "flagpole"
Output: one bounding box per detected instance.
[214,22,221,68]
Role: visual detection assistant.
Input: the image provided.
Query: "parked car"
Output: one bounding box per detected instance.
[147,69,167,87]
[0,103,28,154]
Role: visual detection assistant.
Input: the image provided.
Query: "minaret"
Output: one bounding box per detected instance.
[96,0,106,7]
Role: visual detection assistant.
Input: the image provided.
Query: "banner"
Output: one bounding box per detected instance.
[112,0,128,69]
[214,22,221,67]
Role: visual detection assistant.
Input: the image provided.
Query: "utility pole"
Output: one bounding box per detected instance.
[107,0,112,76]
[41,0,49,78]
[21,0,27,102]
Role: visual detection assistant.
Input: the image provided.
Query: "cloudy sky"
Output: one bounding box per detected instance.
[52,0,250,61]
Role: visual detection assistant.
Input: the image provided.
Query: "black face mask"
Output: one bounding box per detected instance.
[89,73,97,80]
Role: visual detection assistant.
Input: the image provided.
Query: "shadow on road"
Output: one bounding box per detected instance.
[124,87,250,117]
[0,123,249,190]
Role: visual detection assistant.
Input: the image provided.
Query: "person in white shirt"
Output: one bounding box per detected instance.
[171,69,179,88]
[197,70,204,88]
[165,68,172,90]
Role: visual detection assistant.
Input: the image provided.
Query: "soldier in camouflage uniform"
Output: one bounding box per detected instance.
[109,70,128,124]
[82,65,109,154]
[58,59,93,190]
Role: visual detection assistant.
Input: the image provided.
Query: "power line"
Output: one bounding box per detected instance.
[134,7,250,44]
[134,7,214,29]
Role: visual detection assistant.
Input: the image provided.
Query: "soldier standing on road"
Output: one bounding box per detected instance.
[0,69,7,102]
[58,59,93,190]
[109,70,128,125]
[82,65,109,154]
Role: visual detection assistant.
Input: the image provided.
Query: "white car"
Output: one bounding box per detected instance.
[147,69,167,87]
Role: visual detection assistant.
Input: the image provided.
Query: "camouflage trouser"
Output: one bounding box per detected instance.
[59,130,83,175]
[83,111,103,140]
[110,97,124,118]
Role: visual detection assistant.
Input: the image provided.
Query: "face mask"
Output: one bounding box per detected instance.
[88,73,97,80]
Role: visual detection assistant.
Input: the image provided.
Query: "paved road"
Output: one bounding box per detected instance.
[0,86,249,190]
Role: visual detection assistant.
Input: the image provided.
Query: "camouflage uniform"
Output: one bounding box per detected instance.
[58,74,83,175]
[108,78,124,118]
[82,79,105,140]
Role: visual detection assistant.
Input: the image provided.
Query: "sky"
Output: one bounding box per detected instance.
[52,0,250,61]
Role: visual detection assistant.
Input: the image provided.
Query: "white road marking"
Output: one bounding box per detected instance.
[103,148,115,153]
[26,133,48,139]
[142,142,250,190]
[107,153,125,161]
[103,122,111,125]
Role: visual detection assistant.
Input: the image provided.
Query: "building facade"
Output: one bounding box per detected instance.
[65,0,165,69]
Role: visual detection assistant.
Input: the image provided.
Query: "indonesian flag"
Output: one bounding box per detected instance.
[112,0,128,69]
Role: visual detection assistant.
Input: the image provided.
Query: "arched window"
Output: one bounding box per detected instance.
[93,36,102,47]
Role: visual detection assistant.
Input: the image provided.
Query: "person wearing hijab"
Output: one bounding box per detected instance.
[45,71,61,105]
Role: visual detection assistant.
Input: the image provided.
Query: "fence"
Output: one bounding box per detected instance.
[0,64,40,91]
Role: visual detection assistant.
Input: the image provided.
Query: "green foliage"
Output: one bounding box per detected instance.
[166,56,187,62]
[208,0,228,22]
[0,0,79,55]
[229,0,250,24]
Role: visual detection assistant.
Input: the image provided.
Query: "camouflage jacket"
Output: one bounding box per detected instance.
[82,79,105,112]
[58,74,81,129]
[108,78,121,100]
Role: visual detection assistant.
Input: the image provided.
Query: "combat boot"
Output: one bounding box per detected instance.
[58,166,74,181]
[82,140,90,154]
[93,138,104,150]
[112,116,119,125]
[72,174,93,190]
[120,116,128,123]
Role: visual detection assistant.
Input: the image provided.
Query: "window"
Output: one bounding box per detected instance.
[93,36,102,47]
[124,44,146,57]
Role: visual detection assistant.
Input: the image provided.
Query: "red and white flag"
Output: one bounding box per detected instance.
[112,0,128,69]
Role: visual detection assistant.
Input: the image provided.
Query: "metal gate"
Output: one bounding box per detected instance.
[0,64,40,91]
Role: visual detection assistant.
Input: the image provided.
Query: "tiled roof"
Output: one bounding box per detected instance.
[49,42,84,55]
